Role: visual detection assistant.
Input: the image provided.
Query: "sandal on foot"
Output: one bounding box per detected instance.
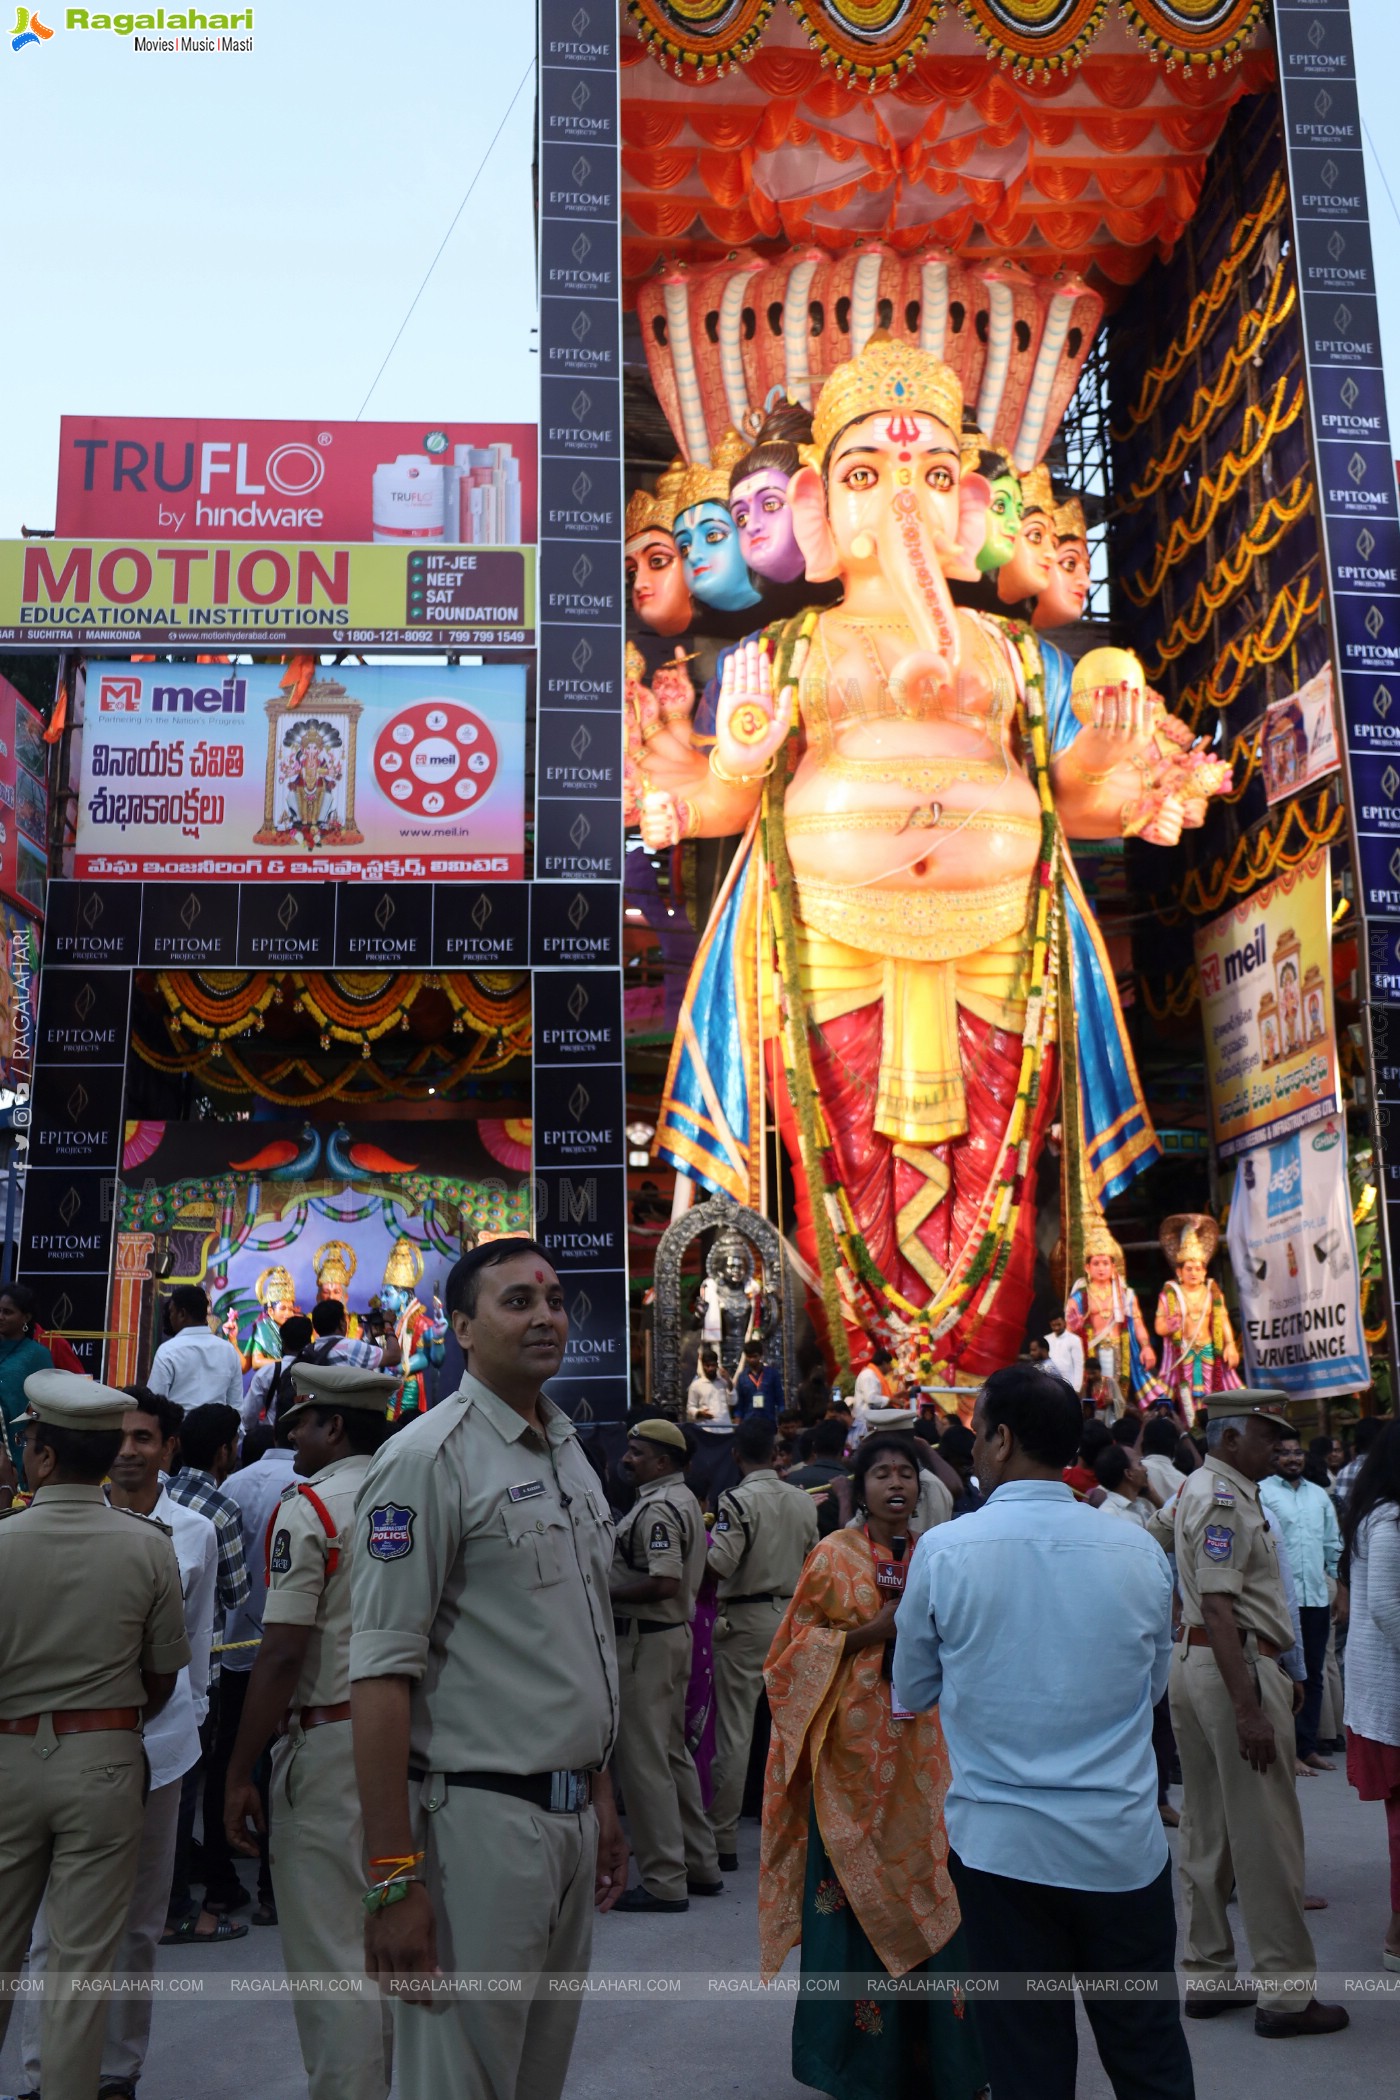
[160,1913,248,1946]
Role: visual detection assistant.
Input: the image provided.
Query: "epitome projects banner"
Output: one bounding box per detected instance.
[1195,850,1339,1160]
[1228,1114,1370,1403]
[75,661,525,882]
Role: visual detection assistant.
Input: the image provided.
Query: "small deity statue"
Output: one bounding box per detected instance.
[624,639,699,827]
[381,1236,446,1420]
[696,1226,763,1379]
[1033,489,1092,632]
[1155,1212,1242,1421]
[672,432,762,614]
[314,1239,362,1341]
[245,1264,296,1372]
[1065,1219,1160,1417]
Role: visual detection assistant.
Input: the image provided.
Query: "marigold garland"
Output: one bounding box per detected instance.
[132,1028,531,1106]
[1142,967,1200,1020]
[1172,566,1323,729]
[1143,473,1315,678]
[1122,379,1305,603]
[955,0,1109,82]
[789,0,944,86]
[1122,306,1299,508]
[1122,0,1267,72]
[626,0,776,76]
[1166,791,1346,919]
[1112,171,1286,433]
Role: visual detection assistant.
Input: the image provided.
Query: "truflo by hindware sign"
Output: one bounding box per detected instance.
[0,539,535,652]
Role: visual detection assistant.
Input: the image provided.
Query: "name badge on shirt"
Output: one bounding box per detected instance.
[507,1480,546,1503]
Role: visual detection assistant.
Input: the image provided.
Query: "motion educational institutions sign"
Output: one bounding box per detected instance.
[1195,849,1340,1160]
[0,539,534,653]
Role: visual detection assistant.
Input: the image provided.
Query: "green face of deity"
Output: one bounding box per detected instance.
[975,473,1024,574]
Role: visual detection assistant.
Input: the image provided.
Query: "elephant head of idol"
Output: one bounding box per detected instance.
[625,465,693,637]
[1033,488,1092,632]
[787,338,991,699]
[671,430,762,613]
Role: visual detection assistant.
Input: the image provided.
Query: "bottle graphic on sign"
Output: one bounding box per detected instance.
[372,456,447,542]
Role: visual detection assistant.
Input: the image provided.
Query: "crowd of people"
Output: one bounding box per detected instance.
[0,1246,1396,2100]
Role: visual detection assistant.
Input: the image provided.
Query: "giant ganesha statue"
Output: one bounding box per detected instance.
[643,337,1229,1381]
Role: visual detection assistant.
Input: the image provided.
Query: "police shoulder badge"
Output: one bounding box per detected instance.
[648,1519,672,1552]
[269,1528,292,1575]
[1203,1523,1233,1563]
[714,1513,730,1533]
[367,1504,415,1562]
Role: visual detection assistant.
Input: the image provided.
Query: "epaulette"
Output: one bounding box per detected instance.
[118,1506,174,1538]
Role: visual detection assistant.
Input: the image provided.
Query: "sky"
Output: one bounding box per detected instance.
[1,2,1399,540]
[0,1,538,535]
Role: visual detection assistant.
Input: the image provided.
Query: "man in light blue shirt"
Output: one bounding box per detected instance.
[1259,1436,1342,1769]
[894,1364,1190,2100]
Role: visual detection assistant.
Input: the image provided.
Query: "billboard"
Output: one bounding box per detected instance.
[1228,1115,1370,1402]
[1262,664,1341,807]
[0,674,48,918]
[0,539,534,654]
[74,661,526,881]
[1196,850,1339,1160]
[56,418,537,545]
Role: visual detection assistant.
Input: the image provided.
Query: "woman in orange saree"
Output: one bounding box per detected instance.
[761,1435,985,2099]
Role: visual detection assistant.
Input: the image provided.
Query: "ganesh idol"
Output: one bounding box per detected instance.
[1156,1212,1241,1421]
[644,335,1233,1378]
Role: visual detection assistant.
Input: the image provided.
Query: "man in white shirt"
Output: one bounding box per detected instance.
[852,1345,894,1420]
[147,1285,243,1414]
[1094,1445,1155,1525]
[1046,1314,1085,1395]
[686,1346,732,1423]
[20,1387,218,2097]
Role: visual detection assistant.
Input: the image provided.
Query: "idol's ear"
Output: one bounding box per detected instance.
[956,470,993,574]
[788,464,840,583]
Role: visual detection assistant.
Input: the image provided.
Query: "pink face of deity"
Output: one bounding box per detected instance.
[626,529,692,636]
[826,412,962,575]
[997,510,1056,602]
[728,469,803,582]
[1178,1258,1206,1289]
[1087,1253,1115,1285]
[1033,538,1091,630]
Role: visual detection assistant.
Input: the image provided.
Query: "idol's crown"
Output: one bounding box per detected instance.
[813,337,963,460]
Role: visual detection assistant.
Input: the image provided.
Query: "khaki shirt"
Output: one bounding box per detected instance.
[349,1374,619,1772]
[0,1483,190,1718]
[263,1452,374,1710]
[1173,1455,1293,1651]
[708,1467,819,1603]
[608,1475,707,1626]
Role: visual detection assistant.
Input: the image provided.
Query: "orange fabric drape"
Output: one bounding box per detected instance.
[620,104,687,150]
[621,146,696,192]
[759,1530,961,1982]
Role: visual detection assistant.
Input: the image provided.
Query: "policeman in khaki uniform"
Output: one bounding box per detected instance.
[608,1417,722,1911]
[1169,1391,1348,2039]
[0,1372,190,2099]
[707,1413,819,1870]
[350,1238,627,2100]
[224,1359,400,2100]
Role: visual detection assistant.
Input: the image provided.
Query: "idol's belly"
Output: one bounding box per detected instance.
[784,742,1042,893]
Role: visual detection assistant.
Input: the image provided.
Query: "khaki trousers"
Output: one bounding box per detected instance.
[1169,1642,1316,2010]
[397,1779,597,2100]
[708,1597,785,1854]
[269,1719,392,2100]
[0,1727,146,2100]
[611,1624,719,1900]
[21,1772,182,2091]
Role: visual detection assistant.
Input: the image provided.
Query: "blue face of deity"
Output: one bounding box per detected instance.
[673,501,761,612]
[380,1284,410,1317]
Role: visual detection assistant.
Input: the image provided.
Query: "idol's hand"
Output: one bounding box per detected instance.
[1149,697,1194,751]
[1086,678,1155,743]
[1139,793,1186,848]
[1141,1344,1158,1372]
[714,640,788,779]
[1224,1340,1241,1370]
[640,791,684,850]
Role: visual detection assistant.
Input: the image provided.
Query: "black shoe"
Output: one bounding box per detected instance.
[613,1886,689,1913]
[1254,1999,1350,2038]
[687,1878,724,1896]
[717,1851,739,1872]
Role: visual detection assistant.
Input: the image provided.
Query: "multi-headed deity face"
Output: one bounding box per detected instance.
[1035,537,1092,629]
[673,502,761,612]
[996,510,1056,602]
[976,472,1024,574]
[625,528,692,635]
[1087,1253,1117,1286]
[728,469,803,582]
[825,411,963,573]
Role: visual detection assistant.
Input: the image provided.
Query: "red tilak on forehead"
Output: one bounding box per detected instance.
[535,1270,547,1283]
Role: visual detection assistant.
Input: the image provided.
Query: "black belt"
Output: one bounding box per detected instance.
[612,1614,678,1637]
[724,1591,780,1606]
[407,1766,592,1814]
